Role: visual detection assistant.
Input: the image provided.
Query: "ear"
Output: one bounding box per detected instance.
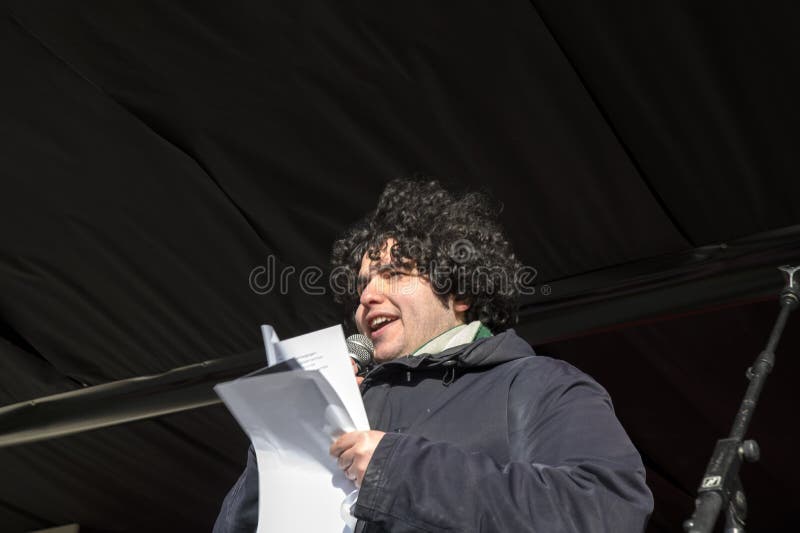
[453,299,470,313]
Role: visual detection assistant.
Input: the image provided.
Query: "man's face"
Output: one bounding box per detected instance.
[354,240,468,363]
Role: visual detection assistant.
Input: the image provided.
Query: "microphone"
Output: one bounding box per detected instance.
[346,334,374,375]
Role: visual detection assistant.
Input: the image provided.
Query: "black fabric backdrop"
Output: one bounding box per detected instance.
[1,1,799,531]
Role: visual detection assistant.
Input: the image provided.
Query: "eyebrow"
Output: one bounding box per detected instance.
[355,263,402,292]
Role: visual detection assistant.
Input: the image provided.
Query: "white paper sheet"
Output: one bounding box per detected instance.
[216,324,370,533]
[267,325,369,431]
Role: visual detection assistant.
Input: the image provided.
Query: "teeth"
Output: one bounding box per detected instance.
[370,316,394,329]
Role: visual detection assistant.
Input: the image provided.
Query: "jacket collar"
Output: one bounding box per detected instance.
[366,329,535,379]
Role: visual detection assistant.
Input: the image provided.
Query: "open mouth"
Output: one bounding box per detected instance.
[369,315,398,337]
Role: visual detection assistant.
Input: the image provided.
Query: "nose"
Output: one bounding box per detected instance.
[359,276,385,307]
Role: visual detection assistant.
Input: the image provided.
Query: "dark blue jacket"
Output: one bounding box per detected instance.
[214,330,653,532]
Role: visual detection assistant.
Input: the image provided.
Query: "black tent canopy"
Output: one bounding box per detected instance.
[2,2,799,531]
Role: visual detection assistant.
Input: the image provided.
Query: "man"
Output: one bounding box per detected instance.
[214,179,653,532]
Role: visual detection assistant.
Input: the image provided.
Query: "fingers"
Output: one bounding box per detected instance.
[330,431,358,457]
[330,431,385,487]
[350,358,359,375]
[340,450,367,486]
[330,432,366,485]
[333,443,361,484]
[337,448,355,471]
[350,359,365,386]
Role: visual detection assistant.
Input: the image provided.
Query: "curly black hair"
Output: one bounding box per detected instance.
[331,178,522,332]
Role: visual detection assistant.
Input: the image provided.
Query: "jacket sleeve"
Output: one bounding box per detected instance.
[212,444,260,533]
[352,362,653,532]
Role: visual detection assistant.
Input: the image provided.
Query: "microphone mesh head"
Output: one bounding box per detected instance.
[346,334,374,366]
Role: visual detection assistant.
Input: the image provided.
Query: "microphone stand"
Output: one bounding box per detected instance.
[684,265,800,533]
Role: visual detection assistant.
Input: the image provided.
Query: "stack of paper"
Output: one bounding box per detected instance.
[215,325,369,533]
